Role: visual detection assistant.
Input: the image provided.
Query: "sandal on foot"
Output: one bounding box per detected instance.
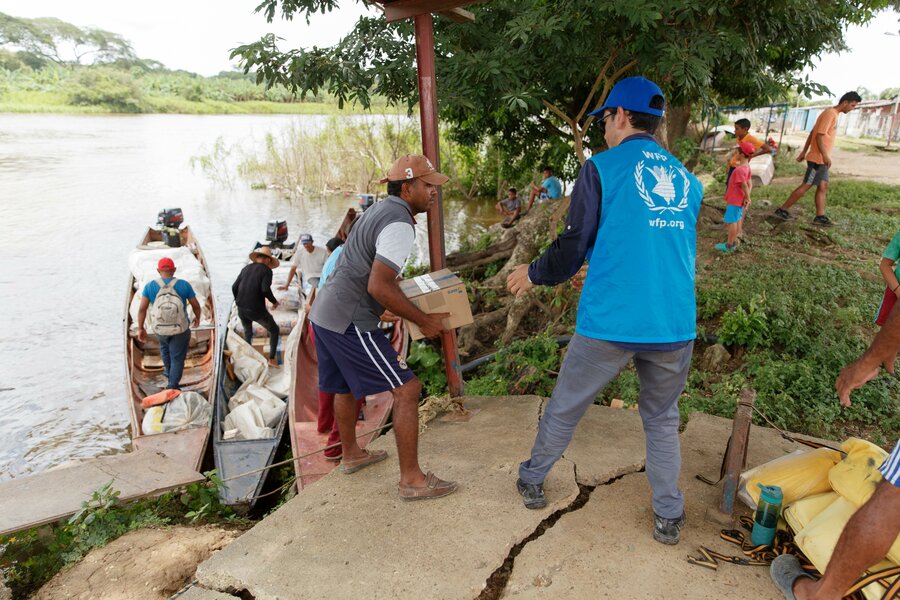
[398,471,458,501]
[339,449,388,474]
[324,453,342,462]
[770,554,816,600]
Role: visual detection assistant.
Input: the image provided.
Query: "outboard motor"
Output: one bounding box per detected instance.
[157,208,183,248]
[358,194,376,212]
[266,219,288,248]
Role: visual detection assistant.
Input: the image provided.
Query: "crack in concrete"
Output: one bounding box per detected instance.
[475,468,642,600]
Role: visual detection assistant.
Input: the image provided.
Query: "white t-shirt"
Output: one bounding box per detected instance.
[291,245,328,278]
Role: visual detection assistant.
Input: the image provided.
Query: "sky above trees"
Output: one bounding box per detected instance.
[1,0,897,100]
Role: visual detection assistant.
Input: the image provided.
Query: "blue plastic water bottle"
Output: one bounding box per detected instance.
[751,483,783,547]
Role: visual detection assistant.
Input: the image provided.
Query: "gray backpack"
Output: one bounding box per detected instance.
[152,278,189,336]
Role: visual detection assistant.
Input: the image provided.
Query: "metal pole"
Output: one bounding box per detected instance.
[414,13,464,397]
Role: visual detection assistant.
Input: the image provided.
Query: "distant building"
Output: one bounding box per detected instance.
[784,98,900,144]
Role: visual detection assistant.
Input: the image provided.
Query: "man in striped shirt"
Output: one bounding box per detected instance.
[771,303,899,599]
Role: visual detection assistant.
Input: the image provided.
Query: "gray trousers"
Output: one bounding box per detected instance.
[519,334,694,519]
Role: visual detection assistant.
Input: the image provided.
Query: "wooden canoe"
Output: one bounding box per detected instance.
[288,304,407,492]
[124,226,217,472]
[212,245,300,507]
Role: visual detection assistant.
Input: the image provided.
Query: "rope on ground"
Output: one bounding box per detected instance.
[688,516,900,600]
[695,401,844,486]
[217,422,393,483]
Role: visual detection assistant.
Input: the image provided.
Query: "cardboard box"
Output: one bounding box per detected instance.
[399,269,474,341]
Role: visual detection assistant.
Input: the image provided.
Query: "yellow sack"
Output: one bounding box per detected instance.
[794,497,898,600]
[745,447,842,506]
[829,438,889,508]
[783,492,838,533]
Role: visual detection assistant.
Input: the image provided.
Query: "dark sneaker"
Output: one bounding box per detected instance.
[653,512,686,545]
[812,215,834,227]
[516,478,547,509]
[773,208,791,220]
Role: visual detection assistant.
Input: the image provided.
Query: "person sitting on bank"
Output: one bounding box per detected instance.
[137,257,201,390]
[232,246,281,368]
[525,166,562,212]
[726,118,771,184]
[496,187,522,228]
[283,233,327,293]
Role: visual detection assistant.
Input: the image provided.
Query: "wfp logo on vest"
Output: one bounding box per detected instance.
[634,155,691,217]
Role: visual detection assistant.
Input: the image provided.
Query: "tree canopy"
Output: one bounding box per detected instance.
[233,0,894,170]
[0,12,138,66]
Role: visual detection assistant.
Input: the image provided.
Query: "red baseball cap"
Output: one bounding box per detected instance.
[738,142,756,157]
[157,257,175,271]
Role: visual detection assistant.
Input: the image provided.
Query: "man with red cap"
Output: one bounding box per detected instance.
[137,257,201,390]
[309,154,458,501]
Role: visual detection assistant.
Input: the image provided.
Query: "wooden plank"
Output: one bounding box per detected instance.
[383,0,480,22]
[0,449,203,536]
[132,426,210,472]
[719,389,756,516]
[437,7,475,22]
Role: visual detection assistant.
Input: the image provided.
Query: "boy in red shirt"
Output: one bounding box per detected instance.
[716,142,755,253]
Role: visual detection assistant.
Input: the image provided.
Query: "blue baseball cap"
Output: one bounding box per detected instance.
[300,233,313,244]
[589,76,665,118]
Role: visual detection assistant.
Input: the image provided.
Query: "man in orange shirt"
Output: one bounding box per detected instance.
[726,118,771,185]
[773,92,861,227]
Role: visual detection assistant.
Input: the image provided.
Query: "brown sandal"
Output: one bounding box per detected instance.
[339,449,388,474]
[398,471,458,501]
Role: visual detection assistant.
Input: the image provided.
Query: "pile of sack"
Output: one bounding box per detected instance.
[741,439,895,600]
[128,243,212,335]
[221,326,298,440]
[141,389,212,435]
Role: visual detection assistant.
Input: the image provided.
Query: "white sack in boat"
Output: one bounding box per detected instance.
[227,384,285,428]
[141,391,212,435]
[223,401,275,440]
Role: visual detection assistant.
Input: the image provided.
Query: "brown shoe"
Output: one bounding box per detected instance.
[398,471,458,501]
[339,449,388,474]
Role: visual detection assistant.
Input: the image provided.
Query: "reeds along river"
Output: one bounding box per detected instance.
[0,113,497,480]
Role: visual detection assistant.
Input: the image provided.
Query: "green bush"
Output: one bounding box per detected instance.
[406,342,447,397]
[466,332,562,397]
[67,67,145,112]
[718,294,769,349]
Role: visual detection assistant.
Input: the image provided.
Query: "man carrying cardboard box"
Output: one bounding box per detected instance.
[309,154,458,501]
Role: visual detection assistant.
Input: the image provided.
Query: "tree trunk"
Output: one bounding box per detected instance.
[666,103,693,149]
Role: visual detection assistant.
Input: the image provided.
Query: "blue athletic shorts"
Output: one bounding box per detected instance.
[312,322,415,398]
[724,204,744,224]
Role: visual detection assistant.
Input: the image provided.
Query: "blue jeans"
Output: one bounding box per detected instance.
[157,330,191,389]
[519,334,694,519]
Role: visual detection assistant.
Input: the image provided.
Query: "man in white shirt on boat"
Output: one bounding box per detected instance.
[283,233,327,294]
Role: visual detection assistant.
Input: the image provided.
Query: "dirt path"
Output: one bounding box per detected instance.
[34,526,240,600]
[779,133,900,185]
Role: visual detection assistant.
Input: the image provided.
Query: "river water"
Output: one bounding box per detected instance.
[0,113,496,481]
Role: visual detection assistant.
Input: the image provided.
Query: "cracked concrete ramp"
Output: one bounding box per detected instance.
[563,404,645,485]
[503,412,807,599]
[198,395,614,600]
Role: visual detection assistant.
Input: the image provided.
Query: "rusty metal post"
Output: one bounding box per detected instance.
[413,13,464,397]
[719,389,756,516]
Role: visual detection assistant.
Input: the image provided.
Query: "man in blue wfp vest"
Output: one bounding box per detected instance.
[506,76,703,545]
